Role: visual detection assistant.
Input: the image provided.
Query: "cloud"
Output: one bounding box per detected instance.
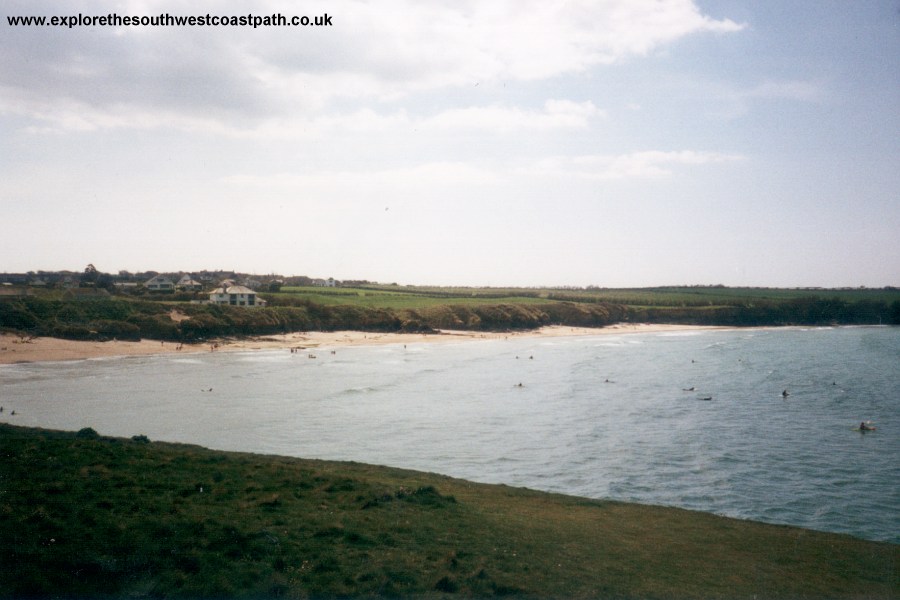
[699,78,824,119]
[1,0,744,131]
[335,0,744,86]
[224,150,744,200]
[535,150,744,180]
[4,95,602,138]
[224,161,502,197]
[409,100,604,133]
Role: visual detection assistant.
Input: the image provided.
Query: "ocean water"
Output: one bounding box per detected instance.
[2,326,898,543]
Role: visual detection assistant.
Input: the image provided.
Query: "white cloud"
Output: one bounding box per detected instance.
[697,78,825,120]
[0,0,744,131]
[417,100,603,133]
[338,0,744,86]
[535,151,744,180]
[224,151,743,199]
[223,161,503,201]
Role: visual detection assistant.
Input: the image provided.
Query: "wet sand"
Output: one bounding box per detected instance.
[0,324,724,365]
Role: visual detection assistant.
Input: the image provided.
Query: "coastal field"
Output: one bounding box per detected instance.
[2,423,896,599]
[1,285,898,349]
[271,284,900,310]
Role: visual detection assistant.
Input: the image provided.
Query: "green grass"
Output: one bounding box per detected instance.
[271,287,550,309]
[2,424,896,599]
[299,284,900,310]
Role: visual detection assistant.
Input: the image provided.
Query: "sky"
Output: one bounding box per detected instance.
[1,0,898,288]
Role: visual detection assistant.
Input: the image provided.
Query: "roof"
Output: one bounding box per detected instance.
[210,285,256,295]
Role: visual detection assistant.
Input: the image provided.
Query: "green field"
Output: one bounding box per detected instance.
[2,424,896,599]
[271,286,550,309]
[2,285,898,343]
[353,284,900,309]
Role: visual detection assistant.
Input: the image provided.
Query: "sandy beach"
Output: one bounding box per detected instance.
[0,324,724,365]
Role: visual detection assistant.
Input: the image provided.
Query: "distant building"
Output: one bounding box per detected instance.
[209,284,266,307]
[176,274,203,291]
[145,275,175,292]
[59,275,78,289]
[313,277,337,287]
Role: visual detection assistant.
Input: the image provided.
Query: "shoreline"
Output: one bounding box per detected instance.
[0,324,725,365]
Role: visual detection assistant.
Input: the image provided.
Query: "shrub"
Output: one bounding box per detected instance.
[89,320,141,341]
[75,427,99,439]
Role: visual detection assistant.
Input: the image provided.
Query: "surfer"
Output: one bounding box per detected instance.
[782,390,790,398]
[859,421,873,431]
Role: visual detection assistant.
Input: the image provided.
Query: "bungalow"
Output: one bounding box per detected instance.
[209,284,266,307]
[59,275,79,289]
[176,274,203,291]
[145,275,175,292]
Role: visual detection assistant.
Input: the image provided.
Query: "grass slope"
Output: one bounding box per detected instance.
[1,424,897,599]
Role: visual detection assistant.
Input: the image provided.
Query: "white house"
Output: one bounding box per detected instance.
[176,274,203,291]
[145,275,175,291]
[209,284,266,307]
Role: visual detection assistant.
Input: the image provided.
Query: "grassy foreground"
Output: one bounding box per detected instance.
[1,425,896,599]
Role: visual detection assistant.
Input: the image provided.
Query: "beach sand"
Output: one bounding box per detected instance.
[0,324,722,365]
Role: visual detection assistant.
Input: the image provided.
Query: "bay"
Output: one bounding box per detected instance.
[2,326,898,543]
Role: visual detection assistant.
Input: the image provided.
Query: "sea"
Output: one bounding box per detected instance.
[2,326,898,544]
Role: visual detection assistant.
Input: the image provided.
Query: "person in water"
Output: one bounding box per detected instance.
[860,422,872,431]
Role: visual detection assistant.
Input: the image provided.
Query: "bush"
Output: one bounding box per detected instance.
[0,301,39,330]
[89,320,141,341]
[75,427,99,439]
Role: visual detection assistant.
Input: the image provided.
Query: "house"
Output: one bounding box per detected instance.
[145,275,175,291]
[63,288,111,301]
[59,275,79,289]
[313,277,337,287]
[176,274,203,291]
[209,284,266,307]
